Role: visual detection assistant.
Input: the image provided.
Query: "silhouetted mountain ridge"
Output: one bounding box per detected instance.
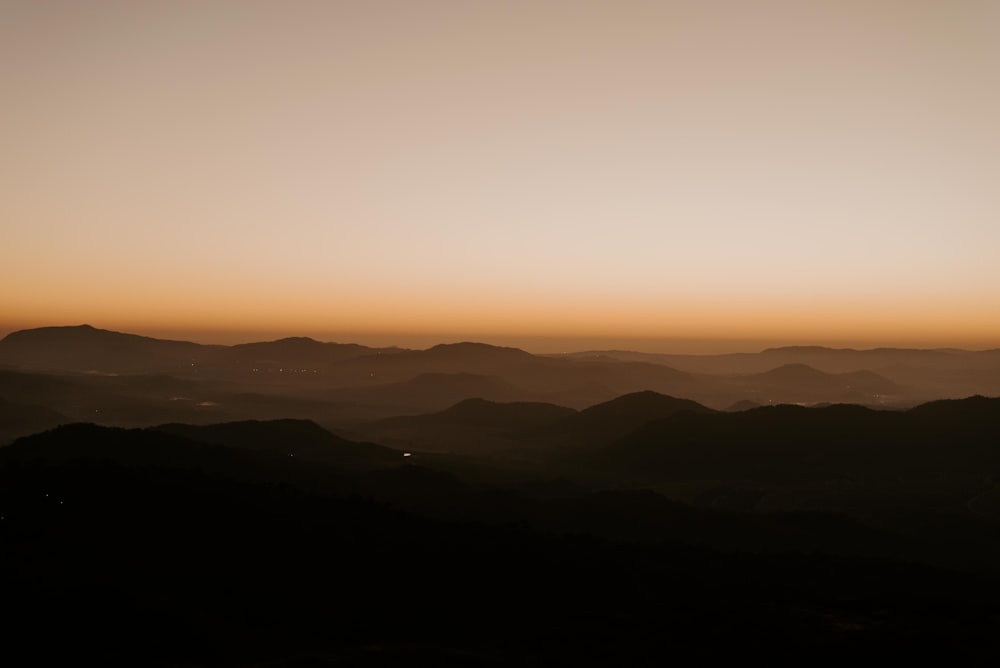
[222,337,390,369]
[154,418,400,468]
[424,341,536,359]
[501,391,717,452]
[4,325,1000,663]
[569,395,1000,484]
[750,363,900,390]
[355,397,576,455]
[0,396,69,444]
[559,347,1000,400]
[0,324,219,373]
[578,389,714,420]
[3,325,997,410]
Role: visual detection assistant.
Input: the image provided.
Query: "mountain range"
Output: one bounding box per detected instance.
[3,324,1000,663]
[5,325,996,436]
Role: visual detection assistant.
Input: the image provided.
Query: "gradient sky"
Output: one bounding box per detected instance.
[2,1,999,352]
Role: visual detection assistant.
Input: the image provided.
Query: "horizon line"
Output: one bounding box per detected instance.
[2,322,998,356]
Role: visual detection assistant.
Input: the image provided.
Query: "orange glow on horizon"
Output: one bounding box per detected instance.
[3,284,999,353]
[3,2,998,353]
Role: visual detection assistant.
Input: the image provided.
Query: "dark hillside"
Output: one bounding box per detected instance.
[571,397,1000,484]
[3,423,1000,664]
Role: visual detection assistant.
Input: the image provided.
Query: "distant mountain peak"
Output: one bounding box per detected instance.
[761,345,837,354]
[273,336,321,344]
[426,341,529,354]
[415,342,536,364]
[3,324,180,344]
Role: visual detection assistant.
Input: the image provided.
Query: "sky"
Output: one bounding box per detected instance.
[2,0,999,353]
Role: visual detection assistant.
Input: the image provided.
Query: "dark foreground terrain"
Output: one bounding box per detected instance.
[3,417,1000,666]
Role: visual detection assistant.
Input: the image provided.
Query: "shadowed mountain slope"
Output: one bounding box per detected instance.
[0,420,907,557]
[578,390,714,422]
[0,368,345,428]
[735,363,903,403]
[356,398,577,455]
[353,392,715,457]
[328,341,698,402]
[512,391,717,451]
[2,419,989,566]
[568,396,1000,485]
[0,327,697,408]
[907,394,1000,421]
[0,325,392,379]
[328,372,530,415]
[750,363,868,385]
[4,325,997,411]
[387,397,576,428]
[218,337,395,372]
[563,346,1000,375]
[4,419,1000,668]
[1,422,242,470]
[559,347,1000,402]
[154,419,401,468]
[1,421,403,491]
[0,396,69,445]
[0,324,219,373]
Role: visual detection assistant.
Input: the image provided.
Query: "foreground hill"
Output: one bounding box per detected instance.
[3,419,999,664]
[0,420,393,475]
[553,395,1000,575]
[154,418,401,469]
